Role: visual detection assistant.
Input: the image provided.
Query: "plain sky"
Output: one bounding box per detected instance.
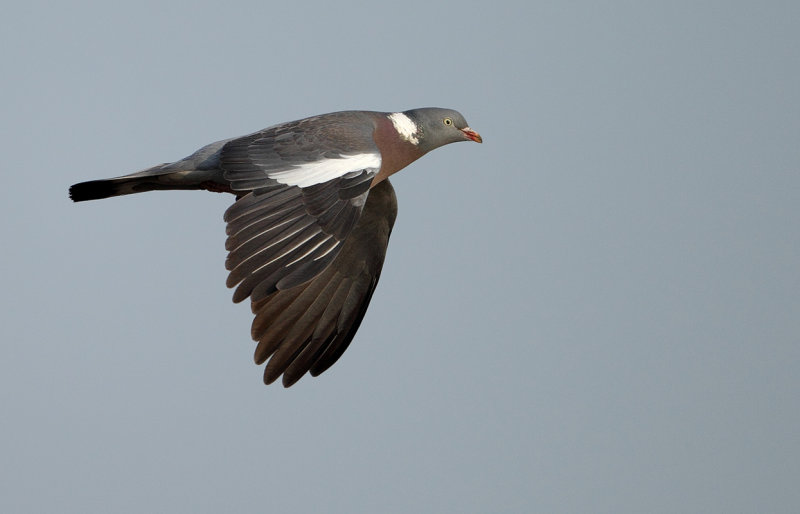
[2,1,799,512]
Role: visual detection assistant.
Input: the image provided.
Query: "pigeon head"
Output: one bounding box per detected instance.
[395,107,482,153]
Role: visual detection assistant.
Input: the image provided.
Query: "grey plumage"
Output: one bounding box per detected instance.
[69,107,481,387]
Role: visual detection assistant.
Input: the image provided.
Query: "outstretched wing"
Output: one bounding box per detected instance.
[249,180,398,387]
[220,112,381,303]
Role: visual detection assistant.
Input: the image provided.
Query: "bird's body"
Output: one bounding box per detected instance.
[70,108,481,387]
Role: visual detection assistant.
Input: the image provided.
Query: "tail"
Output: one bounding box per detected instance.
[69,164,227,202]
[69,139,230,202]
[69,179,127,202]
[69,161,184,202]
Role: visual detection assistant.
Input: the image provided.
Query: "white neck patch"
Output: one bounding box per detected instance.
[388,112,420,145]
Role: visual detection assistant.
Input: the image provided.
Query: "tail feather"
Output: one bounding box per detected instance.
[69,140,230,202]
[69,162,179,203]
[69,180,122,202]
[68,166,228,203]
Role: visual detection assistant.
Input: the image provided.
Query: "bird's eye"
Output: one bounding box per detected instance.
[443,118,453,126]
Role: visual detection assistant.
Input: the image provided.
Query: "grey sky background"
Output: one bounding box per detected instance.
[2,1,799,512]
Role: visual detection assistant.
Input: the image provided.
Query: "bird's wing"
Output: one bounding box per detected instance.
[221,113,381,304]
[249,179,398,387]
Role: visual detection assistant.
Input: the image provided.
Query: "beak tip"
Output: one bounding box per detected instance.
[462,127,483,143]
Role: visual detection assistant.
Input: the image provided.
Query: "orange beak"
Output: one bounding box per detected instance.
[461,127,483,143]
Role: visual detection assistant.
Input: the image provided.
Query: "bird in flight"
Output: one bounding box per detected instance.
[70,108,482,387]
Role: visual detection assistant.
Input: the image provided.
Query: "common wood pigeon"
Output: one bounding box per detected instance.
[70,108,482,387]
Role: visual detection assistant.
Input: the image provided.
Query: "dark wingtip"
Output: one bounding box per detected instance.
[69,180,116,202]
